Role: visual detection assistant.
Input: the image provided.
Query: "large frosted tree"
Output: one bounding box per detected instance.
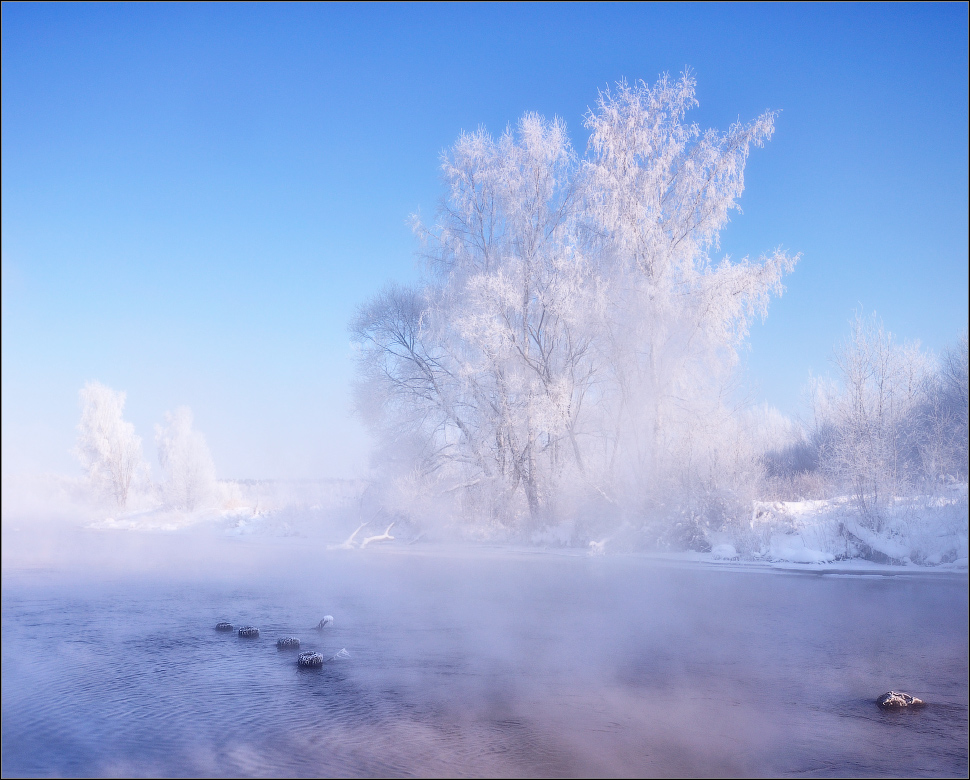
[352,74,797,533]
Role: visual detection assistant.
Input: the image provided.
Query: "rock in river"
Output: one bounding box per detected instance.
[298,651,324,668]
[276,636,301,650]
[877,691,925,709]
[237,626,260,638]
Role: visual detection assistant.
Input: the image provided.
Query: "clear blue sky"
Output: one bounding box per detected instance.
[3,2,967,480]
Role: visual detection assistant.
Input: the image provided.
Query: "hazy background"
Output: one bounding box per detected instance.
[3,3,967,482]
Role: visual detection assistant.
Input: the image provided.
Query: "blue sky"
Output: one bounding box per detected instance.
[2,2,967,480]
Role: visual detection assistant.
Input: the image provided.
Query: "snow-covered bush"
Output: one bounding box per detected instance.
[154,407,217,511]
[75,381,149,509]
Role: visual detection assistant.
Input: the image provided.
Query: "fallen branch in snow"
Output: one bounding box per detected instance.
[327,521,368,551]
[360,522,395,548]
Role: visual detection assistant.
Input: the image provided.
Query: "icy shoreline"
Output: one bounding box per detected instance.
[75,514,969,575]
[3,474,966,574]
[3,518,965,581]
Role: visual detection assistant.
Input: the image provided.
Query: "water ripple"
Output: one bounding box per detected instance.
[3,555,967,777]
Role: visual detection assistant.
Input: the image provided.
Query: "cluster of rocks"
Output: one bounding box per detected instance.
[215,615,348,668]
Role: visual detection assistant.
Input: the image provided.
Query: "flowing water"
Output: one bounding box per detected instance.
[2,525,967,777]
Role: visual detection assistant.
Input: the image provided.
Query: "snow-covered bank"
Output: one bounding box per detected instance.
[704,486,968,569]
[3,473,966,572]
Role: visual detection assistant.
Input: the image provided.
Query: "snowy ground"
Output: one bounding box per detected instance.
[2,474,966,573]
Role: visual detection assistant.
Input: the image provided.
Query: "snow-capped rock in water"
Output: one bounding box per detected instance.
[237,626,259,638]
[298,651,324,667]
[314,615,334,630]
[215,622,234,632]
[276,636,300,649]
[877,691,925,709]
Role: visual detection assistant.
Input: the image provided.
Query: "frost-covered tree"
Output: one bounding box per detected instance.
[75,381,149,509]
[813,313,934,526]
[940,332,969,417]
[933,332,969,478]
[154,406,217,511]
[809,316,969,538]
[581,75,795,520]
[353,73,796,534]
[355,114,594,525]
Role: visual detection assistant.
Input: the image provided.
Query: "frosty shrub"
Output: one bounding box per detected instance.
[75,381,149,509]
[154,407,217,511]
[352,73,797,539]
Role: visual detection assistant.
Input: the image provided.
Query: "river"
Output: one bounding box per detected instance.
[2,525,967,777]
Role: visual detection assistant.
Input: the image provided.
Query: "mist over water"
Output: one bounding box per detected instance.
[3,7,967,778]
[2,521,967,778]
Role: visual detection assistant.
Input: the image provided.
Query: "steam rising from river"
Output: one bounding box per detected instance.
[3,507,967,777]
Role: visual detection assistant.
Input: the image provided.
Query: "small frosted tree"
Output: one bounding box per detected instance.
[934,332,969,479]
[903,331,969,487]
[814,313,932,526]
[154,407,217,511]
[75,381,149,509]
